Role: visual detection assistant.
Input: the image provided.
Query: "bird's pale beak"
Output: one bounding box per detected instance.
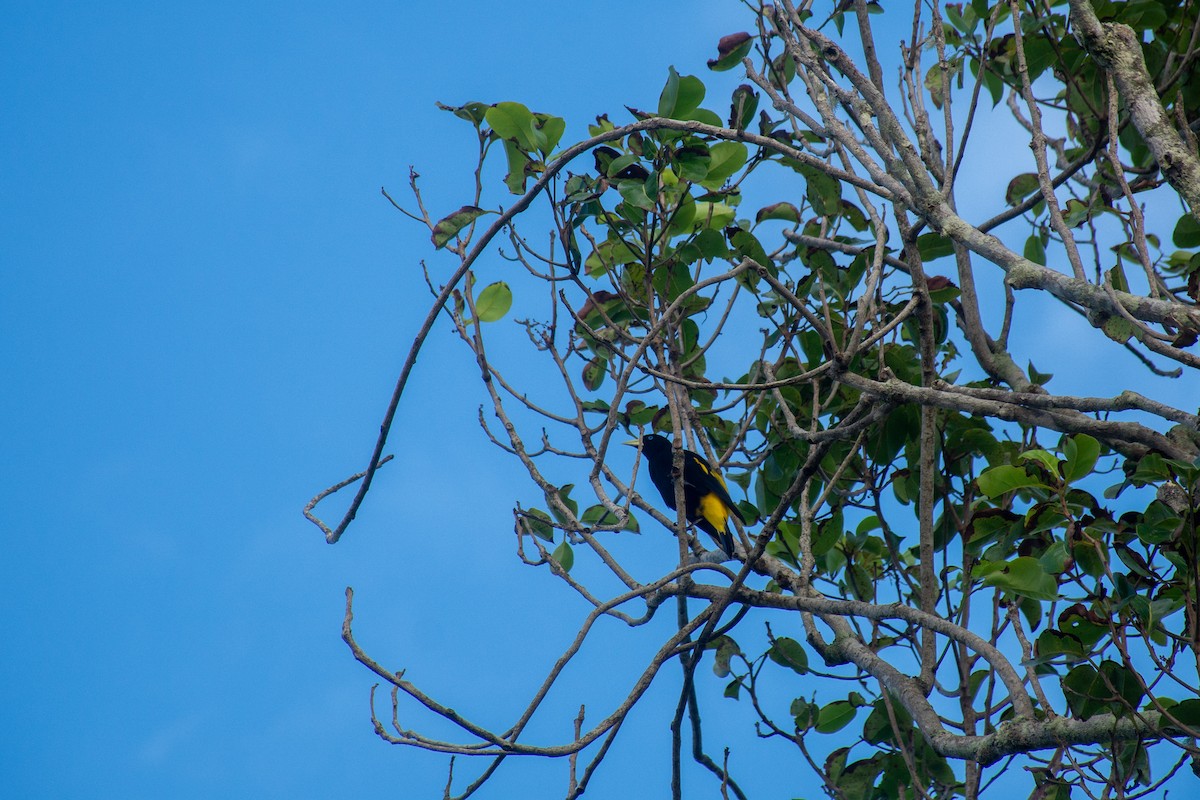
[623,438,641,448]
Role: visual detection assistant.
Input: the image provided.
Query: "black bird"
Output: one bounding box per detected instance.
[626,434,745,556]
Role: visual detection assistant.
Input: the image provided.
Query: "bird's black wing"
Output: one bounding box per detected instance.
[681,450,745,522]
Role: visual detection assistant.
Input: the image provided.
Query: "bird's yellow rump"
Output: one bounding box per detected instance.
[626,434,744,556]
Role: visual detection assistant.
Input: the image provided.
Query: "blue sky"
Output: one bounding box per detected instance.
[5,3,1196,799]
[1,3,781,798]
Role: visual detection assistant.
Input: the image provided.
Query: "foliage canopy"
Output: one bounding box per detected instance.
[309,1,1200,797]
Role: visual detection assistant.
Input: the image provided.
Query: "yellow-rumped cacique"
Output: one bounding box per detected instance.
[625,434,745,556]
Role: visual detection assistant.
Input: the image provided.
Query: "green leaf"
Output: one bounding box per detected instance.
[1063,198,1091,227]
[1172,213,1200,247]
[1136,500,1182,545]
[582,355,607,391]
[925,63,948,109]
[1130,453,1171,484]
[797,164,841,216]
[431,205,489,249]
[519,508,555,542]
[673,74,707,119]
[652,262,695,302]
[500,140,532,194]
[682,107,723,126]
[707,31,753,71]
[728,228,772,270]
[1064,661,1145,720]
[728,84,758,129]
[604,153,640,179]
[1027,361,1053,386]
[768,50,796,89]
[585,238,642,277]
[982,556,1059,601]
[673,144,711,182]
[916,232,954,261]
[1006,172,1040,206]
[1019,448,1060,476]
[791,697,816,731]
[1060,610,1109,649]
[1106,263,1129,293]
[1035,629,1087,663]
[700,142,747,189]
[1023,35,1056,80]
[1117,547,1153,580]
[1124,1,1168,29]
[839,200,869,231]
[485,101,537,150]
[983,67,1003,105]
[436,100,490,126]
[474,281,513,322]
[551,540,574,572]
[1039,540,1071,574]
[691,228,730,259]
[549,483,579,526]
[1102,315,1134,343]
[966,669,989,703]
[1061,434,1100,483]
[768,637,809,674]
[658,66,681,117]
[756,202,801,224]
[665,193,697,236]
[617,179,655,211]
[691,201,736,231]
[1024,233,1046,265]
[1167,698,1200,726]
[580,503,622,527]
[707,635,741,678]
[862,698,912,745]
[592,146,620,175]
[658,67,706,119]
[535,113,566,155]
[976,464,1047,498]
[1072,536,1106,577]
[588,114,615,137]
[945,3,978,33]
[816,700,858,733]
[846,562,873,601]
[824,747,849,786]
[1019,595,1042,632]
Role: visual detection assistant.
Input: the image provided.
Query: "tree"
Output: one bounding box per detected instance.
[306,1,1200,797]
